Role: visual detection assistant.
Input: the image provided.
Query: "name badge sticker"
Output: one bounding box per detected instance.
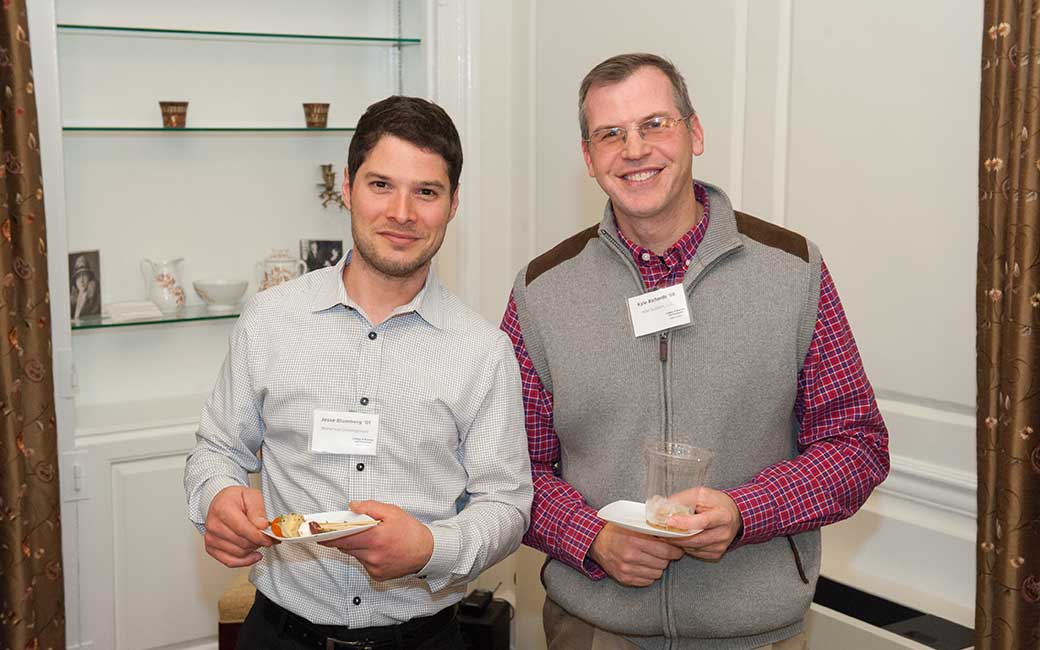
[627,284,692,338]
[311,409,379,456]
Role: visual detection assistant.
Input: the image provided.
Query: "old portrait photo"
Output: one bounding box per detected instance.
[300,239,344,272]
[69,250,101,322]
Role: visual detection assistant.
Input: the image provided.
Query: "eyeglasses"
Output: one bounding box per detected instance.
[585,114,693,151]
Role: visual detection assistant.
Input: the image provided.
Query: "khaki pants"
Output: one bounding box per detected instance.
[543,598,808,650]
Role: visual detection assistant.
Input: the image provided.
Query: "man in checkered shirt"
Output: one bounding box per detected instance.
[185,96,532,650]
[502,53,889,649]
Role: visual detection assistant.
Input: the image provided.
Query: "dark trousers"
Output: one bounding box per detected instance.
[236,593,464,650]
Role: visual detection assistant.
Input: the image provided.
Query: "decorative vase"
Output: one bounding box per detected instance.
[159,101,189,128]
[302,102,329,128]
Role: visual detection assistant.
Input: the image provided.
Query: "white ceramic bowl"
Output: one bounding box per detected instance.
[193,279,248,313]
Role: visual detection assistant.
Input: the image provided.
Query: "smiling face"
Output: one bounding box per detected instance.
[581,66,704,230]
[343,134,459,280]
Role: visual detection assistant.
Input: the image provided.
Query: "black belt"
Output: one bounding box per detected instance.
[257,591,457,650]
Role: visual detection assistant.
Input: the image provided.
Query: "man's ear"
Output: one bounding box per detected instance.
[582,140,596,177]
[447,185,460,223]
[689,115,705,157]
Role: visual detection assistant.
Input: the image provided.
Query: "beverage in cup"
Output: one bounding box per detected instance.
[644,441,714,532]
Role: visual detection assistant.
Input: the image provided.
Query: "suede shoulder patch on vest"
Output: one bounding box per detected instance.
[525,224,600,285]
[735,211,809,263]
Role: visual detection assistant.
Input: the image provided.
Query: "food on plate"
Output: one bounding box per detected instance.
[269,512,379,538]
[308,520,378,535]
[270,513,306,538]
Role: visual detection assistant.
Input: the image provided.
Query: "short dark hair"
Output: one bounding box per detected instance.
[347,95,463,196]
[578,53,696,140]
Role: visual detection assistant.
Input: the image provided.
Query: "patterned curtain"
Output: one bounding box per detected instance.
[0,1,64,648]
[979,2,1040,649]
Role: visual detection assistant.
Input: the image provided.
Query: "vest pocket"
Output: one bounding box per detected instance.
[786,535,810,584]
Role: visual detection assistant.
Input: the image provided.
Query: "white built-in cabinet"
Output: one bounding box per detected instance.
[28,2,480,648]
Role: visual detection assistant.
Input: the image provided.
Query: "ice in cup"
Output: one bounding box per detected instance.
[644,441,714,532]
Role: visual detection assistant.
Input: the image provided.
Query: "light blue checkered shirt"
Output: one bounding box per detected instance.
[184,253,532,626]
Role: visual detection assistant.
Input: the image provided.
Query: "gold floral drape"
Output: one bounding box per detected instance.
[0,1,64,648]
[979,2,1040,649]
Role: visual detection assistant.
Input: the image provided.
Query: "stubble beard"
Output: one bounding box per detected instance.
[351,226,441,280]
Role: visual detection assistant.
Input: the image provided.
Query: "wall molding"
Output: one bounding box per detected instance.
[728,0,749,207]
[878,454,977,522]
[772,0,793,227]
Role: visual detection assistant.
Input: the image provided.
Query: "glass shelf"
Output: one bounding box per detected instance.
[62,126,357,133]
[56,23,421,44]
[72,304,240,330]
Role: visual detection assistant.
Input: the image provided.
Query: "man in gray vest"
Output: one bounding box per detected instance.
[500,53,890,649]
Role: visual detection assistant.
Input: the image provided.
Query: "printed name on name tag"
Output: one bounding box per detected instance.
[627,284,691,337]
[311,409,379,455]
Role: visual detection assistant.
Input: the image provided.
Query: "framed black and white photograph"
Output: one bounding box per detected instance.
[300,239,344,272]
[68,250,101,322]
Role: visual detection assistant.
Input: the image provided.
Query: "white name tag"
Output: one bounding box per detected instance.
[310,409,379,456]
[627,284,691,337]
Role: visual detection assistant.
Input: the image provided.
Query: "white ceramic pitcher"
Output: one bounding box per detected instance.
[140,257,186,313]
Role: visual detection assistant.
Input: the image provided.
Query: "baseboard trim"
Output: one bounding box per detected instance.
[813,577,974,650]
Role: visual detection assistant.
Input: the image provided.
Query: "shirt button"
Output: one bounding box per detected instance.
[352,596,361,606]
[356,462,365,471]
[685,257,692,267]
[368,331,377,340]
[640,252,651,262]
[360,397,369,406]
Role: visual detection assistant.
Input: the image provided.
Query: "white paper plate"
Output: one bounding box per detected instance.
[597,500,701,538]
[262,510,379,543]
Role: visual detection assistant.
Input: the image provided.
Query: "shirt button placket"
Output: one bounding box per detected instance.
[354,324,381,507]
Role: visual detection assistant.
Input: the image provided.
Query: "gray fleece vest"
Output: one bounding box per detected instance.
[512,182,823,650]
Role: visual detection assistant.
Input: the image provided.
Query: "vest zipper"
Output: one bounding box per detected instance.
[659,333,674,643]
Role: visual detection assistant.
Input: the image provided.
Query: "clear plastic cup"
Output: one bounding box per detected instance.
[644,441,714,531]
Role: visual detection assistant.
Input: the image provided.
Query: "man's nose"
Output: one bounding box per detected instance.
[385,192,415,223]
[621,129,651,159]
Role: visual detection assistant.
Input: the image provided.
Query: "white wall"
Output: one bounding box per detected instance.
[476,0,982,642]
[37,0,982,646]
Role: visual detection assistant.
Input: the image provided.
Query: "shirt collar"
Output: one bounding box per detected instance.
[309,249,446,330]
[613,182,712,269]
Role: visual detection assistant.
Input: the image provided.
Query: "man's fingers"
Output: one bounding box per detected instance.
[617,563,665,586]
[213,508,274,547]
[639,539,684,562]
[206,535,259,559]
[242,489,270,530]
[659,542,685,561]
[686,548,725,562]
[205,519,257,551]
[665,513,702,531]
[208,548,263,568]
[222,507,272,547]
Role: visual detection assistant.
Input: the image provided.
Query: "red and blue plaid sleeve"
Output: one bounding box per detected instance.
[725,260,890,546]
[500,293,607,579]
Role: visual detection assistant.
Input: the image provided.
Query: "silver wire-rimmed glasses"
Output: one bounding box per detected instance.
[586,114,693,152]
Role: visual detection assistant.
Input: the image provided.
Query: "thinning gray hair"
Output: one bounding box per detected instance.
[578,53,696,140]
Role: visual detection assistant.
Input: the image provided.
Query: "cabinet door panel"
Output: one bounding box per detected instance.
[112,453,229,649]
